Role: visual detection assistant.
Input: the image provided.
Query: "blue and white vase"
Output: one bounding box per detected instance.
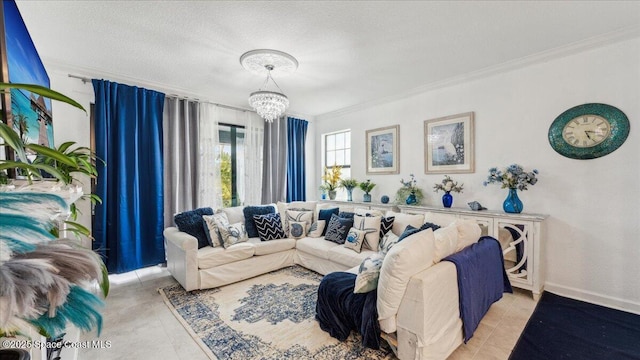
[503,188,523,213]
[442,191,453,208]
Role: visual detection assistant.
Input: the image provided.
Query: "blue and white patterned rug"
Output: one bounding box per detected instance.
[159,266,394,359]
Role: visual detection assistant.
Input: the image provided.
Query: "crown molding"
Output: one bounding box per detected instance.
[316,26,640,121]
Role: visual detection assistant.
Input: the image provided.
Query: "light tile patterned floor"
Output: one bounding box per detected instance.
[79,266,537,360]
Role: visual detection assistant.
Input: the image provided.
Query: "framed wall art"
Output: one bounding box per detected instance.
[424,112,474,174]
[366,125,399,174]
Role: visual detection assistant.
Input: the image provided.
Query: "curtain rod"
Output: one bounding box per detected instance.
[68,73,254,113]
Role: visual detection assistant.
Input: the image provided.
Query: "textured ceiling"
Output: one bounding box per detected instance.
[14,1,640,118]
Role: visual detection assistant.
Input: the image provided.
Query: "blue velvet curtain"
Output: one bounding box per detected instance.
[286,117,308,202]
[92,79,166,274]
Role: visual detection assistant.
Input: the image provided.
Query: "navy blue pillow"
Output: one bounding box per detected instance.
[243,205,276,238]
[338,211,355,220]
[325,214,354,244]
[318,207,339,236]
[174,207,214,249]
[398,222,442,242]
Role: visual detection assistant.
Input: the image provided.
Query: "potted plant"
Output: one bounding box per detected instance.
[321,165,342,200]
[358,179,376,202]
[396,173,424,205]
[433,175,463,208]
[0,83,108,339]
[339,178,359,201]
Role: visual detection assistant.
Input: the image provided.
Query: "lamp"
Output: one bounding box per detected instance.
[240,49,298,123]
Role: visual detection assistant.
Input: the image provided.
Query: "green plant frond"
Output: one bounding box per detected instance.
[26,144,78,167]
[0,83,86,113]
[57,141,76,153]
[100,262,110,298]
[63,221,91,237]
[87,193,102,205]
[0,122,28,162]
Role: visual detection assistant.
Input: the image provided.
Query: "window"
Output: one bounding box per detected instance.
[323,130,351,198]
[218,124,245,207]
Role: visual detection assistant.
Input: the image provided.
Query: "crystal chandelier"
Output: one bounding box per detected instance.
[241,49,298,123]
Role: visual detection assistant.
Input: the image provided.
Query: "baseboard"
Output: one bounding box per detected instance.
[544,282,640,315]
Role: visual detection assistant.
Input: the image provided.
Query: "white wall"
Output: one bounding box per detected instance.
[313,38,640,313]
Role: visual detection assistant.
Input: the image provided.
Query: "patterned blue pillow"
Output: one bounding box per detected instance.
[324,214,354,244]
[398,222,441,242]
[174,207,214,249]
[243,205,276,238]
[318,207,339,236]
[253,213,286,241]
[379,216,395,239]
[338,211,355,220]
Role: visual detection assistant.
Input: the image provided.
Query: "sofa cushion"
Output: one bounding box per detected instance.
[219,206,246,225]
[424,211,457,227]
[327,244,376,268]
[247,237,296,256]
[378,228,436,333]
[285,209,314,234]
[354,252,385,293]
[244,205,276,238]
[379,216,395,239]
[296,237,339,260]
[378,231,400,255]
[278,201,317,226]
[288,221,308,239]
[325,214,354,244]
[433,224,459,263]
[317,207,339,236]
[307,220,326,238]
[219,222,249,248]
[454,219,482,251]
[174,207,214,249]
[386,211,424,237]
[344,227,367,253]
[353,214,381,251]
[253,213,286,241]
[202,212,229,247]
[197,242,255,269]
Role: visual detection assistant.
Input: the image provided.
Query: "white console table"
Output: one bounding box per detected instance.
[398,205,548,300]
[319,199,400,213]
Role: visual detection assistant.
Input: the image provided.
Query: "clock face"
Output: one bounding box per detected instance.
[548,103,630,160]
[561,115,611,148]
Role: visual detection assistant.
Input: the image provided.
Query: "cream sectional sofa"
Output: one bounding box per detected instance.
[164,201,489,360]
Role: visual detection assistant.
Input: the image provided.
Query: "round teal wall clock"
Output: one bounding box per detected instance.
[548,103,630,159]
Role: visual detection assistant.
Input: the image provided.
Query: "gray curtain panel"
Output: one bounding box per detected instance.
[261,116,288,204]
[163,97,200,227]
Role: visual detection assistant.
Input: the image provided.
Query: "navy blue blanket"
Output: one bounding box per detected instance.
[444,236,512,343]
[315,272,381,349]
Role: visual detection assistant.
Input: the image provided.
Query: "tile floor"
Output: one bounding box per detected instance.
[79,266,538,360]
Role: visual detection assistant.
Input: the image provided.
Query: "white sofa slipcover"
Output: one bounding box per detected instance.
[164,204,488,360]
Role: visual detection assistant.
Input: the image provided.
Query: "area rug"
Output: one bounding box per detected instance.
[509,292,640,360]
[159,266,394,360]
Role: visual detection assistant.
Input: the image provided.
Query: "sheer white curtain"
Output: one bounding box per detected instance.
[243,112,264,205]
[198,103,224,209]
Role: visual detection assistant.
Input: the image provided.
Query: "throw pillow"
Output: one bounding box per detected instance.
[344,227,367,253]
[317,207,339,236]
[243,205,276,238]
[324,214,354,244]
[353,214,382,251]
[355,208,384,217]
[307,220,326,238]
[285,209,314,234]
[354,252,385,293]
[174,207,214,249]
[338,211,355,220]
[289,221,308,239]
[433,224,459,263]
[398,222,442,242]
[424,211,457,228]
[219,222,249,248]
[386,211,424,237]
[378,231,400,255]
[454,220,482,251]
[202,212,229,247]
[379,216,395,239]
[253,213,286,241]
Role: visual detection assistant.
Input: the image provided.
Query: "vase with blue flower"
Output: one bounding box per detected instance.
[397,174,423,205]
[433,175,463,208]
[484,164,539,214]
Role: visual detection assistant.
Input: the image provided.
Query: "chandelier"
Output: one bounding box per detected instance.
[241,49,298,123]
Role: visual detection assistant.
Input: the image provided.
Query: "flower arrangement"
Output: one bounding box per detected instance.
[433,175,463,193]
[484,164,539,190]
[396,174,424,204]
[321,165,343,191]
[358,179,376,194]
[340,178,359,190]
